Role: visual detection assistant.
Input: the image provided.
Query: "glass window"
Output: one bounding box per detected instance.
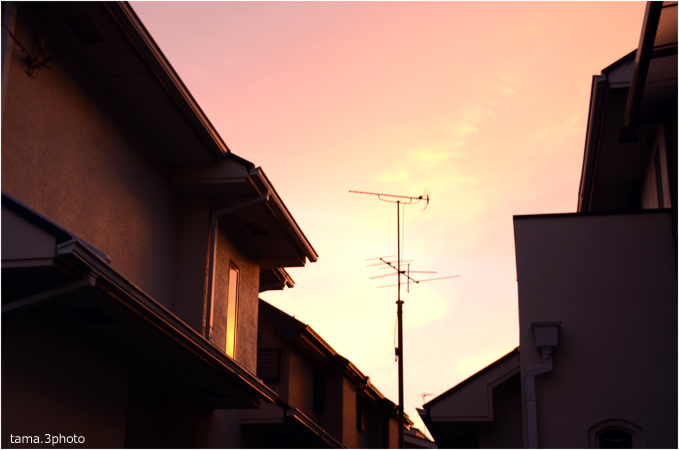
[225,263,239,357]
[599,430,633,449]
[589,420,642,449]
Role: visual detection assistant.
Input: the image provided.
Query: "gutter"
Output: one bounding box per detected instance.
[283,405,346,448]
[103,2,231,159]
[3,230,279,406]
[1,2,17,117]
[62,238,279,406]
[625,1,664,127]
[525,322,560,449]
[249,167,319,264]
[577,74,608,213]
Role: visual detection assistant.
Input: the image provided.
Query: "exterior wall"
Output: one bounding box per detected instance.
[341,376,360,448]
[478,374,522,449]
[202,410,246,448]
[124,377,212,448]
[172,197,211,332]
[211,225,260,372]
[386,417,399,448]
[640,122,673,210]
[2,311,130,448]
[514,212,677,448]
[287,347,319,422]
[256,315,288,400]
[1,4,177,308]
[1,206,57,261]
[321,368,345,441]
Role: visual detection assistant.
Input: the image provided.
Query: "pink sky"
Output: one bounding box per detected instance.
[132,1,647,437]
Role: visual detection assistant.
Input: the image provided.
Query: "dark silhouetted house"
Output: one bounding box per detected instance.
[420,2,677,448]
[1,2,321,448]
[241,300,431,449]
[418,348,522,448]
[404,427,439,449]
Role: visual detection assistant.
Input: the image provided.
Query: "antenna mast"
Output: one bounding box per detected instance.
[349,189,427,449]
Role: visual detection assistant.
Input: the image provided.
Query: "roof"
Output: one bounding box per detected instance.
[625,1,678,127]
[2,192,278,409]
[259,299,404,415]
[10,2,318,279]
[578,1,677,213]
[241,401,346,448]
[422,347,519,411]
[419,348,520,448]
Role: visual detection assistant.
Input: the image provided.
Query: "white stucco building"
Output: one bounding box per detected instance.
[419,2,677,448]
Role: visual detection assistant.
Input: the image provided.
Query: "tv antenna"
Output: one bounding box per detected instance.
[350,189,456,449]
[368,256,459,291]
[420,392,435,404]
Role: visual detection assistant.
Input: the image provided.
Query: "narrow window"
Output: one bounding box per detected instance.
[654,146,665,208]
[599,430,633,449]
[589,420,642,449]
[356,399,367,431]
[225,263,239,357]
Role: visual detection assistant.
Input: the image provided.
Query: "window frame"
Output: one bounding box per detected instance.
[588,419,643,449]
[225,261,239,357]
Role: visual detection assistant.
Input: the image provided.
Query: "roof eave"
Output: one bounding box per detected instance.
[577,74,609,213]
[249,167,319,264]
[625,1,664,127]
[104,2,231,160]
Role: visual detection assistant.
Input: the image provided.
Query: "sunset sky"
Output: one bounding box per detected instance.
[131,1,647,436]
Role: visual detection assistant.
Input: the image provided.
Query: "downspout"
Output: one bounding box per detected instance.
[205,194,268,340]
[525,322,560,449]
[1,2,17,117]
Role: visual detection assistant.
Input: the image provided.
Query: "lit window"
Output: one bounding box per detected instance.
[225,263,239,357]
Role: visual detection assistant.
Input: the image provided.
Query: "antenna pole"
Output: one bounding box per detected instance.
[396,201,405,449]
[350,189,429,449]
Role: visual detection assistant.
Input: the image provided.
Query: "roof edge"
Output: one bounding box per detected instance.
[423,347,519,409]
[249,167,319,264]
[105,2,231,159]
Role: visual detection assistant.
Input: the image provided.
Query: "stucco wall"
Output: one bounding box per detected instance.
[286,347,319,421]
[514,212,677,448]
[172,197,211,332]
[341,376,360,448]
[478,373,522,448]
[2,5,177,307]
[211,224,260,372]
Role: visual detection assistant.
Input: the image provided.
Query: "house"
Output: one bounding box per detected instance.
[419,2,677,448]
[1,1,318,447]
[418,348,522,448]
[239,299,407,448]
[404,426,439,449]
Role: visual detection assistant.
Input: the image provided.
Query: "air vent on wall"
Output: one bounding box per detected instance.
[257,348,281,382]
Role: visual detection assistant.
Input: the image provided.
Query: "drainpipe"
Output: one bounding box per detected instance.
[205,194,269,340]
[2,2,17,116]
[525,322,560,449]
